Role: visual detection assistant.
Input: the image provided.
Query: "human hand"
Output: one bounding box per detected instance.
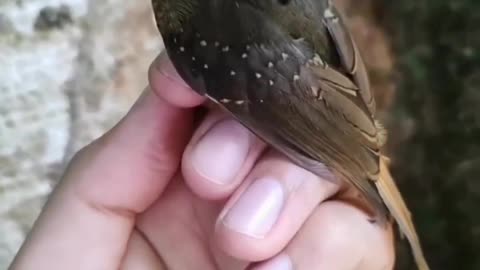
[10,53,395,270]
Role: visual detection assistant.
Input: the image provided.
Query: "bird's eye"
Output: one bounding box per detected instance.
[278,0,291,5]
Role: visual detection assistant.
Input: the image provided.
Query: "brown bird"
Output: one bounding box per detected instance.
[151,0,429,269]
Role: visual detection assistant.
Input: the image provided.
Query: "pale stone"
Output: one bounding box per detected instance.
[0,0,162,268]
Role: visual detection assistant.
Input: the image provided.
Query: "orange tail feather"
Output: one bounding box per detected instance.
[377,156,430,270]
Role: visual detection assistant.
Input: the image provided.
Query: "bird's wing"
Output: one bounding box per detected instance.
[170,0,387,216]
[323,3,376,116]
[217,46,388,216]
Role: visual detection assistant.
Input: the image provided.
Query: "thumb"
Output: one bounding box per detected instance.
[10,54,203,270]
[67,52,204,214]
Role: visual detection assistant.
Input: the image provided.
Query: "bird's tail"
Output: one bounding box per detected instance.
[376,155,430,270]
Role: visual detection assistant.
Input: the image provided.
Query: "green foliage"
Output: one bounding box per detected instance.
[384,1,480,269]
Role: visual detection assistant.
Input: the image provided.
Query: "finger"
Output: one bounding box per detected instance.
[10,55,197,270]
[182,112,267,199]
[149,51,205,107]
[135,175,246,270]
[214,150,341,261]
[252,201,395,270]
[121,230,166,270]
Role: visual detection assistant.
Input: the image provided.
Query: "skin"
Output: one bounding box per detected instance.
[9,53,395,270]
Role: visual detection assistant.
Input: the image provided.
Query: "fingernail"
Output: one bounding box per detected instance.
[252,255,293,270]
[222,178,285,238]
[192,120,251,184]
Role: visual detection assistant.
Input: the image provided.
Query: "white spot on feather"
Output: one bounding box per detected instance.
[220,98,231,103]
[324,8,335,19]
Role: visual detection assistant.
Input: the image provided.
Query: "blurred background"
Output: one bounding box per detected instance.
[0,0,478,269]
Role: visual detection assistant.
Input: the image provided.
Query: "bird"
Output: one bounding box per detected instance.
[151,0,429,269]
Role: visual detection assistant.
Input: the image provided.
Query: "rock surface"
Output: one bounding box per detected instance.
[0,0,162,267]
